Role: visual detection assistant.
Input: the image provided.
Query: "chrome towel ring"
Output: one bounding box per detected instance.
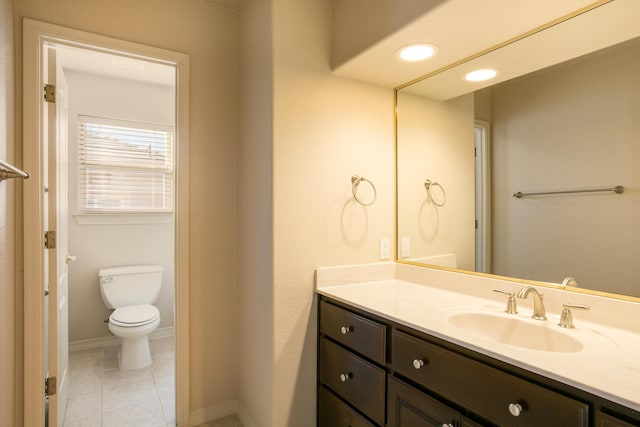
[424,179,446,207]
[351,175,377,206]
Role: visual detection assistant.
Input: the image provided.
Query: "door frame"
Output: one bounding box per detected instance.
[22,18,190,426]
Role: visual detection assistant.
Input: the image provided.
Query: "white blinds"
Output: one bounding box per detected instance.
[78,115,174,213]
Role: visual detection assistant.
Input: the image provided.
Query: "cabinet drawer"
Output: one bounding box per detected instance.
[320,337,385,425]
[320,301,386,364]
[319,386,375,427]
[392,330,589,427]
[596,412,639,427]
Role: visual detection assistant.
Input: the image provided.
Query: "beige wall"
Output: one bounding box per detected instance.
[491,40,640,295]
[397,91,476,270]
[1,0,17,424]
[237,0,274,424]
[271,0,395,425]
[14,0,238,415]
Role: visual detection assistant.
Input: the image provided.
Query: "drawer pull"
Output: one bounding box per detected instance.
[412,358,425,370]
[508,402,524,417]
[442,424,454,427]
[340,325,352,335]
[339,372,352,382]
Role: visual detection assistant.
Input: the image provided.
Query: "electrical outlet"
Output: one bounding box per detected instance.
[400,237,410,258]
[379,238,390,260]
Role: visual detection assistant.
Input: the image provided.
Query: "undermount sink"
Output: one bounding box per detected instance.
[448,312,584,353]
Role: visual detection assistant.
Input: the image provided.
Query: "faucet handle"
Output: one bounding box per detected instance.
[558,303,590,328]
[493,289,518,314]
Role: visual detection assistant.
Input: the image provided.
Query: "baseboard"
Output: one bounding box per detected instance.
[236,402,258,427]
[190,399,238,426]
[69,326,175,352]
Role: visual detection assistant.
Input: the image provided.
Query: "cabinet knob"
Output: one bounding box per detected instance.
[339,372,352,382]
[412,358,425,370]
[340,325,352,335]
[508,402,523,417]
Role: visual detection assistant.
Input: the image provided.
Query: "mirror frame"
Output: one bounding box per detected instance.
[394,0,640,304]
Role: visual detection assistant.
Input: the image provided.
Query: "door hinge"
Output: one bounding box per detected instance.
[45,376,57,396]
[475,219,479,230]
[45,230,56,249]
[44,84,56,103]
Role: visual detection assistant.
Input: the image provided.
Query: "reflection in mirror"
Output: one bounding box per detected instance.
[396,1,640,299]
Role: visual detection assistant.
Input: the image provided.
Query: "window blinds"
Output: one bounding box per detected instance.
[78,115,174,213]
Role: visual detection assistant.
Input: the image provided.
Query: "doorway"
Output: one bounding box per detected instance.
[474,120,492,273]
[22,19,190,426]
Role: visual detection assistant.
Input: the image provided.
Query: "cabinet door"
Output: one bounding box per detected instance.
[387,375,459,427]
[318,386,375,427]
[596,412,639,427]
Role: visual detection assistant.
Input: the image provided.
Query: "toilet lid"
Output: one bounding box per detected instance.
[110,305,160,327]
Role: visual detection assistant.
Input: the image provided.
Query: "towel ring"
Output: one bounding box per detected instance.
[351,175,377,206]
[424,179,446,207]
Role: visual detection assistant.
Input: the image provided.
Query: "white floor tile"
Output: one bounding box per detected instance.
[64,391,102,421]
[68,374,102,396]
[103,366,153,388]
[154,373,175,396]
[103,378,159,411]
[68,348,103,363]
[62,413,102,427]
[151,357,174,377]
[68,339,175,424]
[159,393,175,423]
[102,398,166,427]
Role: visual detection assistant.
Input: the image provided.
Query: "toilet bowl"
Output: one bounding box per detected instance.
[99,265,163,370]
[109,304,161,369]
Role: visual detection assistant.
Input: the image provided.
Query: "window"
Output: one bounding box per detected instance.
[78,115,174,214]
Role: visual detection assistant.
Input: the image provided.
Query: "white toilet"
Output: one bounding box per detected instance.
[98,265,163,370]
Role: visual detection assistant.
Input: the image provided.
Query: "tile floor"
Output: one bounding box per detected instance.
[63,336,175,427]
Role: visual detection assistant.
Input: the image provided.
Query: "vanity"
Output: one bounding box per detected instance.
[319,2,640,425]
[316,263,640,427]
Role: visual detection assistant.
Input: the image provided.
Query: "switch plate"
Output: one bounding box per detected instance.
[400,237,410,258]
[379,238,390,260]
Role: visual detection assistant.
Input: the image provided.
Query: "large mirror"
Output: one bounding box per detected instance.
[396,0,640,299]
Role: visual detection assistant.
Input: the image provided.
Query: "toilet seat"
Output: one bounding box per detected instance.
[110,304,160,327]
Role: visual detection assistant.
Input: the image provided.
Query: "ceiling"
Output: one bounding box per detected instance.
[56,44,175,87]
[331,0,611,89]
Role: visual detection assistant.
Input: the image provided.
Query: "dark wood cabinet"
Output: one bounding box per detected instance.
[388,375,464,427]
[392,329,589,427]
[318,300,387,426]
[596,412,639,427]
[317,296,640,427]
[318,386,375,427]
[319,337,386,425]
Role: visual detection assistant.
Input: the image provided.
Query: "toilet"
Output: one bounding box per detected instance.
[98,265,163,370]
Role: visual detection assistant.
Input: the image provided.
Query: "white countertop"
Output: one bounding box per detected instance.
[315,262,640,412]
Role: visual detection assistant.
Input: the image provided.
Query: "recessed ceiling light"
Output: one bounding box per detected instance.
[396,44,438,62]
[465,68,499,82]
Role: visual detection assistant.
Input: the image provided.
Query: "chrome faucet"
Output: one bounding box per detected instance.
[516,286,547,320]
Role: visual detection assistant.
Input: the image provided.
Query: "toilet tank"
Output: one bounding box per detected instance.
[98,265,163,309]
